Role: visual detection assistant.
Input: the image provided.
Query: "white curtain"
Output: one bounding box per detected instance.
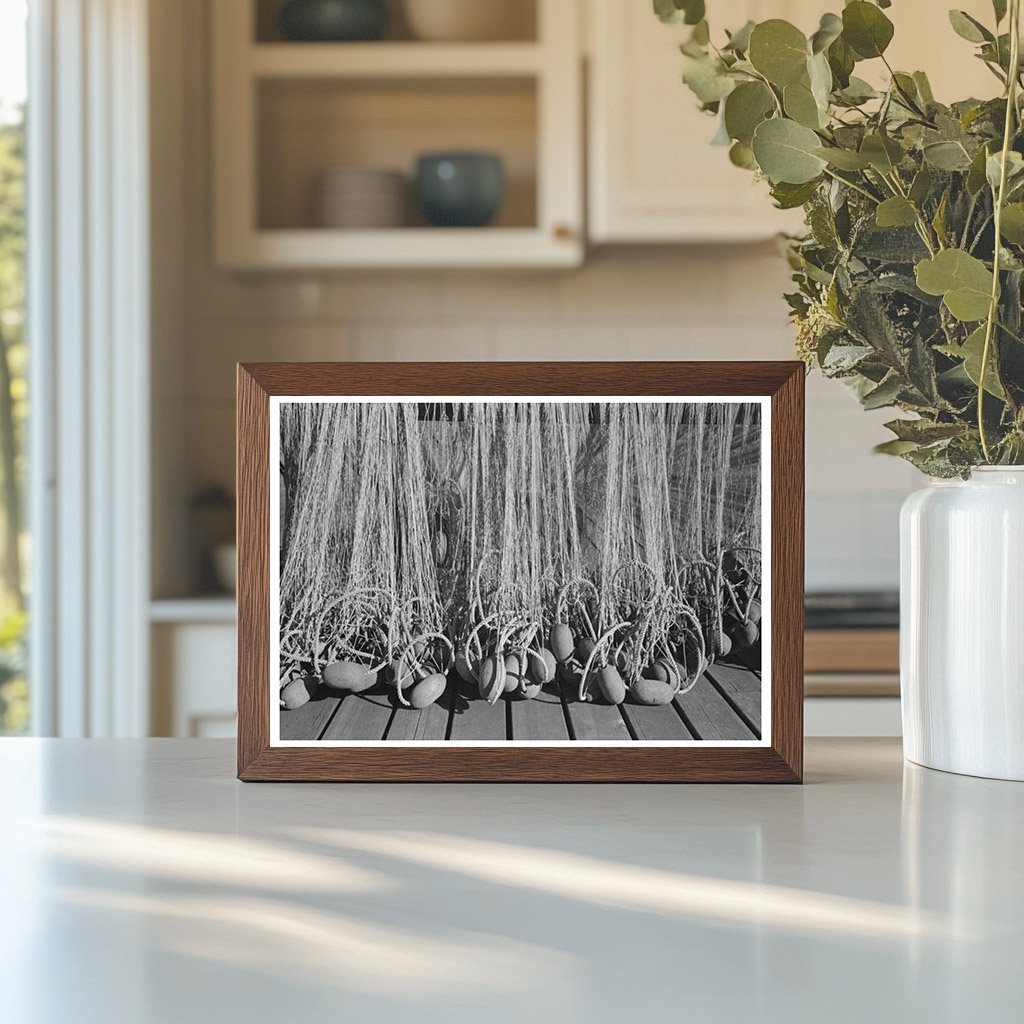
[28,0,150,736]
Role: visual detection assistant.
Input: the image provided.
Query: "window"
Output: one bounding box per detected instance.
[0,0,28,734]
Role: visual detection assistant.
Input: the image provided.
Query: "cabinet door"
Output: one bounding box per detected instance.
[587,0,996,244]
[587,0,808,243]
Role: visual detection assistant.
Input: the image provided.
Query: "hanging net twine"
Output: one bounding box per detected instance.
[279,399,762,696]
[279,403,446,678]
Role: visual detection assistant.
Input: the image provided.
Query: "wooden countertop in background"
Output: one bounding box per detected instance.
[804,628,900,696]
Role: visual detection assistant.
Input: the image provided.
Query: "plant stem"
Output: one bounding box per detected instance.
[979,0,1021,462]
[884,171,938,255]
[822,167,879,205]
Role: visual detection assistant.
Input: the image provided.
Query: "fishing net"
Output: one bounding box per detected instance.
[279,400,762,696]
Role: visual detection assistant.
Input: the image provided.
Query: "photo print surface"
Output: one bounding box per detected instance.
[272,397,769,746]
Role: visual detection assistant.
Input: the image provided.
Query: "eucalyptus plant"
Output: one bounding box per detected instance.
[657,0,1024,475]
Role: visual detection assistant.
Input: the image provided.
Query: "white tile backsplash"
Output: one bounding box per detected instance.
[181,253,916,593]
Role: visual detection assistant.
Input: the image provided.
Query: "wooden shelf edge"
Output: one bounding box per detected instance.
[804,628,900,675]
[249,41,543,79]
[150,597,237,624]
[216,227,584,270]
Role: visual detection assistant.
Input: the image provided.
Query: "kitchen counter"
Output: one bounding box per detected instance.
[1,738,1020,1023]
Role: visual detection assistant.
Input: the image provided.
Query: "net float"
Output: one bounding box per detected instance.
[549,623,575,663]
[455,651,476,684]
[503,652,528,693]
[409,673,446,709]
[528,647,557,685]
[596,665,626,705]
[280,676,313,710]
[478,654,503,699]
[322,660,378,693]
[632,676,676,706]
[728,617,759,651]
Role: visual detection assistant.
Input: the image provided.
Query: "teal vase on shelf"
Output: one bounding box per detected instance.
[280,0,388,42]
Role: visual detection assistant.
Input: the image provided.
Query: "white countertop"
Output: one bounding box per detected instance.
[0,738,1020,1023]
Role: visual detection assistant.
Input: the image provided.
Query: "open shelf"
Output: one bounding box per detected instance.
[257,76,538,232]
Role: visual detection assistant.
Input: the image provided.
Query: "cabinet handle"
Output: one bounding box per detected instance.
[553,224,574,241]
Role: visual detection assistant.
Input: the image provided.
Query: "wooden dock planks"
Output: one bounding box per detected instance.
[705,662,762,736]
[320,691,394,741]
[386,698,450,741]
[279,691,342,741]
[277,662,761,741]
[449,693,507,740]
[677,673,756,741]
[508,683,569,740]
[620,700,694,740]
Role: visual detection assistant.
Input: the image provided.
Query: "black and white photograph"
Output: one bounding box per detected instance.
[272,397,768,745]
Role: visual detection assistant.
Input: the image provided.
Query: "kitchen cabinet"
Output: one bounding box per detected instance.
[150,600,236,738]
[586,0,998,244]
[211,0,583,269]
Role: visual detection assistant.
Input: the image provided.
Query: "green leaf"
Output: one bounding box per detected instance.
[748,20,809,86]
[993,0,1008,24]
[814,145,871,170]
[932,190,950,246]
[909,164,933,205]
[842,1,895,59]
[810,12,843,54]
[915,249,994,322]
[682,57,736,104]
[885,418,963,443]
[729,140,757,170]
[875,439,921,455]
[913,71,935,104]
[967,144,991,193]
[836,76,879,104]
[771,180,820,209]
[923,140,973,171]
[862,374,903,409]
[892,72,923,110]
[860,133,904,173]
[751,118,828,184]
[828,36,856,88]
[948,10,994,44]
[653,0,705,26]
[1000,203,1024,245]
[784,81,824,129]
[986,150,1024,191]
[807,51,833,109]
[876,197,918,228]
[939,325,1005,398]
[724,20,755,53]
[723,81,775,144]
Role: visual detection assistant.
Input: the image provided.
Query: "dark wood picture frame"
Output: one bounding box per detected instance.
[237,362,804,782]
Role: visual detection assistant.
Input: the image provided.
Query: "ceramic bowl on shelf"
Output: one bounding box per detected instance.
[280,0,388,42]
[414,152,504,227]
[403,0,533,41]
[315,167,408,229]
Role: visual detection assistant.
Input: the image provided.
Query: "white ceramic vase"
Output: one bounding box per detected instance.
[900,467,1024,780]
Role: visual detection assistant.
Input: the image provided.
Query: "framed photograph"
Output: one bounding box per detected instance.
[237,362,804,782]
